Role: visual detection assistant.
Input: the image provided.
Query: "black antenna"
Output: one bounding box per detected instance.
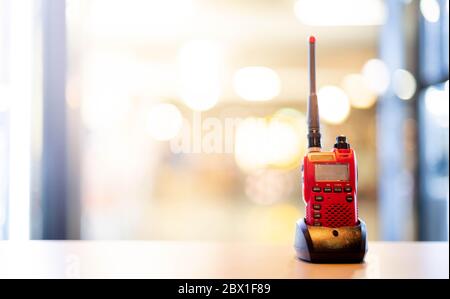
[307,36,321,150]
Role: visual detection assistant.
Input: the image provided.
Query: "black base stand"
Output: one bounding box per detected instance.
[294,218,368,263]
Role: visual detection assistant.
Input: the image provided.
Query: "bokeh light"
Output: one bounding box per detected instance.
[178,40,223,111]
[393,69,417,100]
[420,0,441,23]
[146,103,183,141]
[425,84,449,128]
[234,109,305,172]
[294,0,386,26]
[269,108,305,167]
[317,86,351,124]
[362,59,391,95]
[234,117,269,172]
[342,73,377,109]
[266,117,302,168]
[233,67,281,102]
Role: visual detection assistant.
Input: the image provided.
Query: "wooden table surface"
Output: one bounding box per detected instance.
[0,241,448,279]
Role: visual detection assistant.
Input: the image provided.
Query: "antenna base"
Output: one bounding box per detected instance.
[307,131,321,149]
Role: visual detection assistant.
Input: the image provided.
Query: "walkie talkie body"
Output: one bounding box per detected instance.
[302,143,358,227]
[302,36,358,228]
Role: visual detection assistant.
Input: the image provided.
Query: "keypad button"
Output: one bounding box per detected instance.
[313,213,321,219]
[313,204,321,210]
[315,196,324,202]
[346,195,353,202]
[313,222,322,226]
[333,186,342,193]
[324,187,332,193]
[312,186,321,192]
[344,186,352,193]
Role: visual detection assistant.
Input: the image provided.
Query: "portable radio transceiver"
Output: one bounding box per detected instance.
[294,36,367,263]
[303,36,358,228]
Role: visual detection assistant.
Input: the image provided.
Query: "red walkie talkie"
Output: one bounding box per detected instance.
[302,36,358,228]
[295,36,367,263]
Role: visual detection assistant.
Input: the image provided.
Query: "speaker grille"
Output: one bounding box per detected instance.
[325,204,354,227]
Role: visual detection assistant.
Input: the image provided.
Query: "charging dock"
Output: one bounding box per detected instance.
[294,218,368,263]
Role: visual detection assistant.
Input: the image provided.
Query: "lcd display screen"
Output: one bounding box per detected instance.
[315,164,349,181]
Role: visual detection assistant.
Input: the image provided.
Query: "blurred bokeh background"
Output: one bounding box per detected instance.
[0,0,448,242]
